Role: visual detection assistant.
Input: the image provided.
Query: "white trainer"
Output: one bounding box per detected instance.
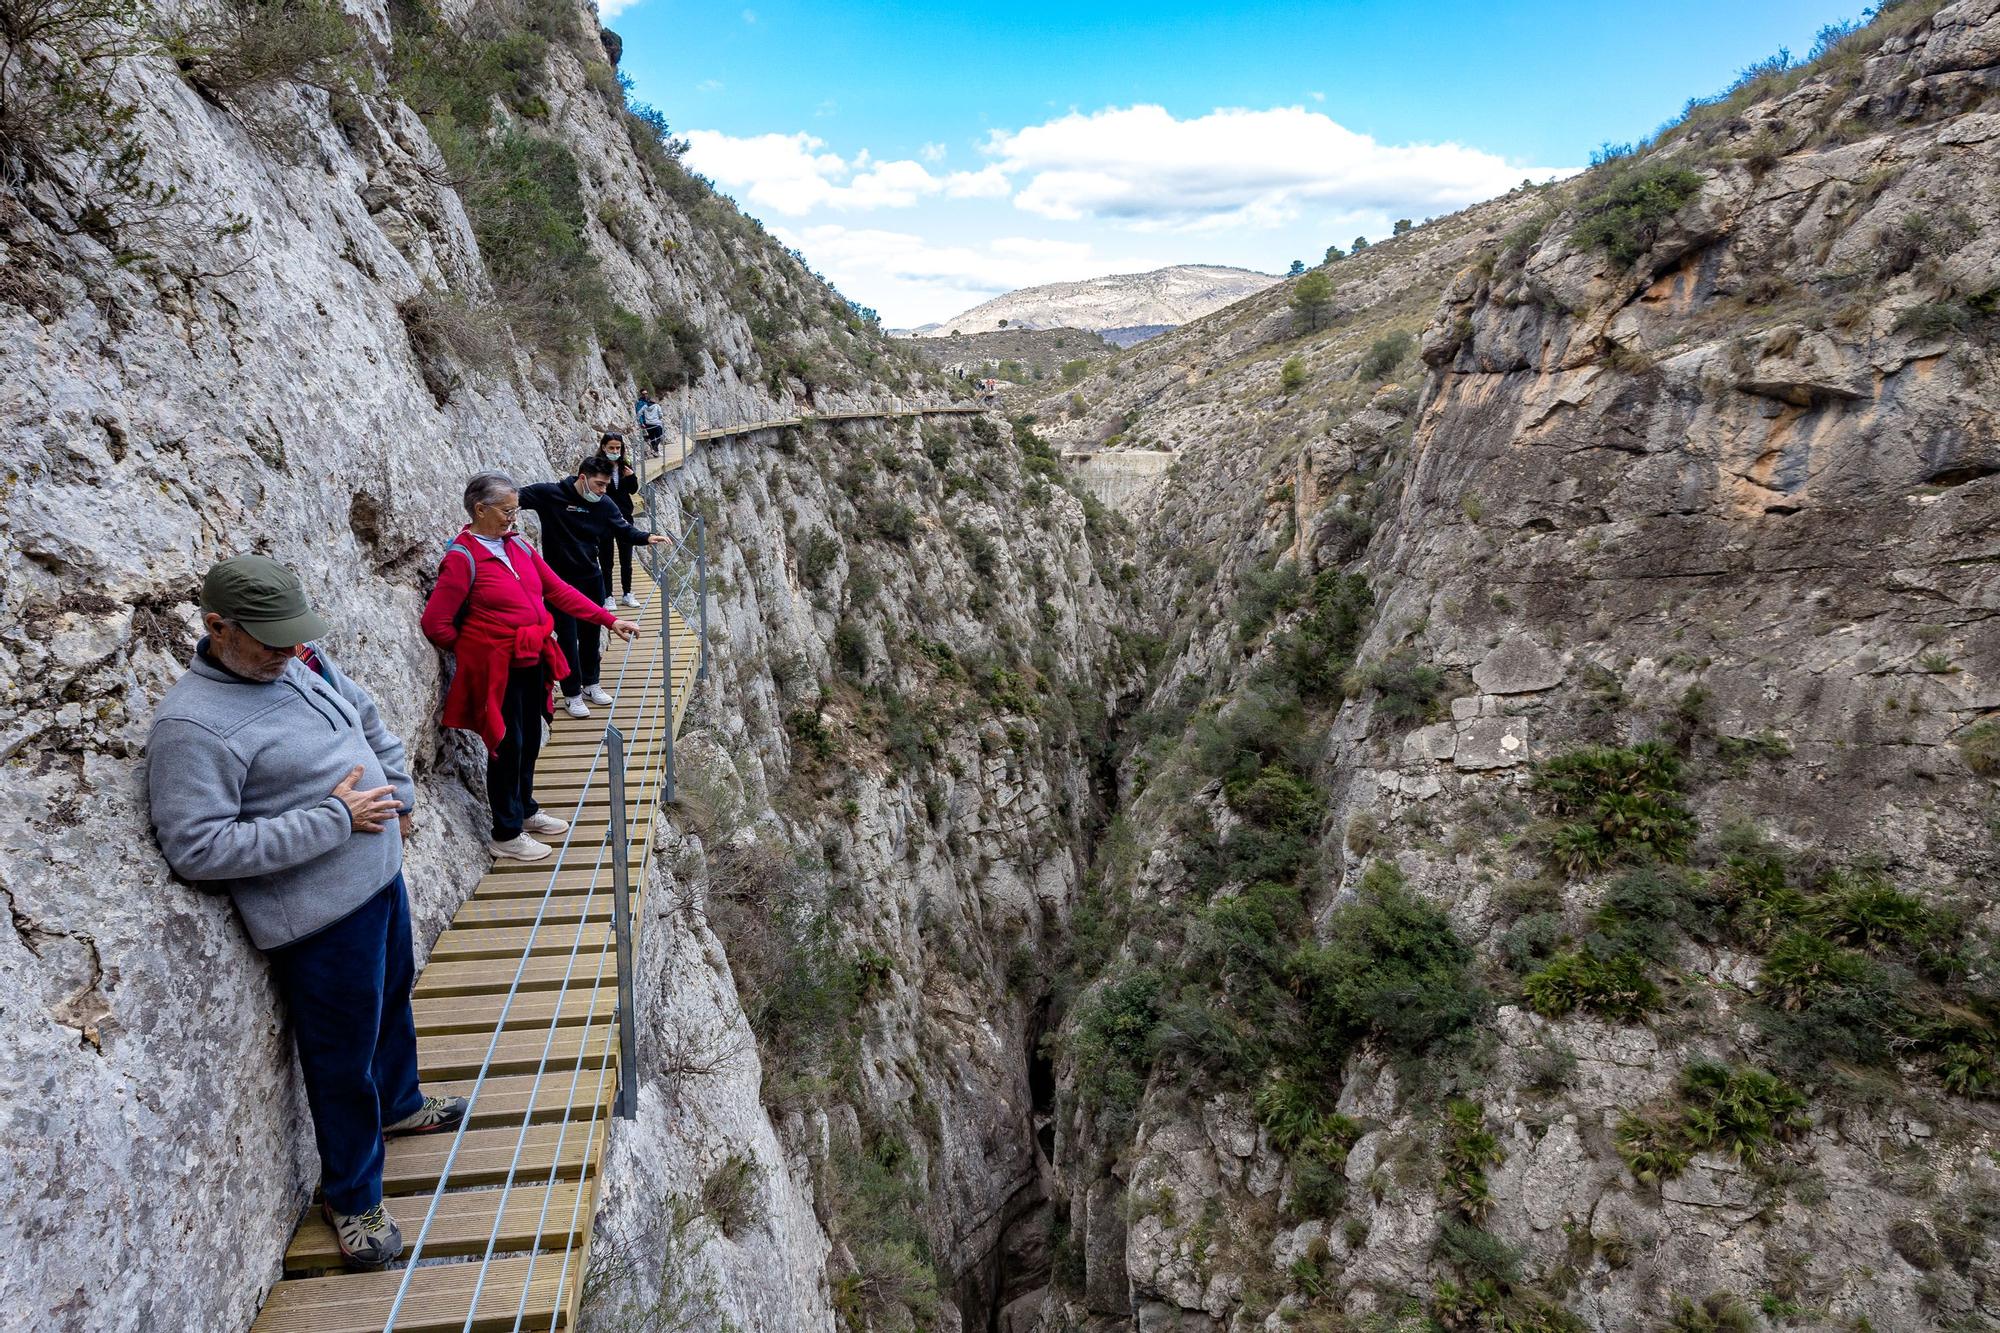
[564,695,590,719]
[523,812,570,836]
[602,596,616,610]
[489,833,552,862]
[582,684,615,707]
[619,593,640,608]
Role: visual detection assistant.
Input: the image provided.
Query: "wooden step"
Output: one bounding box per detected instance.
[415,953,617,999]
[428,1071,612,1129]
[418,1018,616,1082]
[251,1252,570,1332]
[413,985,617,1036]
[285,1182,588,1274]
[450,895,613,930]
[471,863,644,894]
[377,1121,602,1194]
[426,920,612,963]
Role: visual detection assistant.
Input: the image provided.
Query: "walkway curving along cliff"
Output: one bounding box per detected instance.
[247,396,982,1332]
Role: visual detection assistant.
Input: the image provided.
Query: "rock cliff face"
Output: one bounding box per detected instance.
[0,0,1122,1327]
[8,0,2000,1330]
[1025,3,2000,1330]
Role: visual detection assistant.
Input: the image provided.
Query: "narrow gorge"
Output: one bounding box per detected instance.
[2,1,1998,1332]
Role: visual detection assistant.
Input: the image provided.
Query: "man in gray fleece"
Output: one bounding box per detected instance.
[146,555,465,1267]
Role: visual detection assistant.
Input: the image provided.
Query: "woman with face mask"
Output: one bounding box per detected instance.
[594,432,641,610]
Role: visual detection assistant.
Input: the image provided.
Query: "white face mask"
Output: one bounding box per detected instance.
[605,450,622,461]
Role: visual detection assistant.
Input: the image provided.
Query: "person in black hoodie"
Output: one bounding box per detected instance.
[519,457,668,717]
[594,432,642,610]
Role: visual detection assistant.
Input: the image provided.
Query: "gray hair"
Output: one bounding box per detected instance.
[463,470,517,517]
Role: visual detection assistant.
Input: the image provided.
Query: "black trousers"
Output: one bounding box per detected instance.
[596,533,633,596]
[550,564,605,697]
[266,876,423,1214]
[487,665,547,839]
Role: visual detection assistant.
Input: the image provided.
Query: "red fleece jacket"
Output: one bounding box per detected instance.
[421,528,616,752]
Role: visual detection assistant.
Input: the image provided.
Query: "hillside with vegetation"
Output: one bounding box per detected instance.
[1026,2,2000,1329]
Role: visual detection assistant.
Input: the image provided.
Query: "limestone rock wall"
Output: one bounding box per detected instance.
[1026,3,2000,1329]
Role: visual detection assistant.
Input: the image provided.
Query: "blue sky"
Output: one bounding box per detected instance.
[606,1,1875,327]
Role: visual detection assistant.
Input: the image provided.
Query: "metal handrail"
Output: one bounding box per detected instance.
[380,583,664,1331]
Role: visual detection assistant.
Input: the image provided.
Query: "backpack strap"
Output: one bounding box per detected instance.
[444,539,481,627]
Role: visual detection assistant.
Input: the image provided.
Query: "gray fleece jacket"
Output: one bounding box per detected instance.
[145,643,415,950]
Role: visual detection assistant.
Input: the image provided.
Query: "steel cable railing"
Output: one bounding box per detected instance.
[457,665,669,1328]
[380,578,667,1332]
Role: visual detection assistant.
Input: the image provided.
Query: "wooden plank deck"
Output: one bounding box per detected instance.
[252,560,698,1332]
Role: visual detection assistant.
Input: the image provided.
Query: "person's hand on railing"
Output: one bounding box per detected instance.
[609,619,640,641]
[646,534,669,545]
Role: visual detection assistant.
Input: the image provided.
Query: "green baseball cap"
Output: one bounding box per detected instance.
[200,555,332,647]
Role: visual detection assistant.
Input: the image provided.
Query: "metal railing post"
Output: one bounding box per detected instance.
[604,725,640,1120]
[660,592,677,805]
[696,514,710,683]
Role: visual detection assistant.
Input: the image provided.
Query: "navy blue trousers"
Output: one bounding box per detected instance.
[266,875,424,1214]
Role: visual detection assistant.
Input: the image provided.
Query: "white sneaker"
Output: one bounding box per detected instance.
[582,684,615,707]
[603,596,617,610]
[619,593,640,608]
[564,695,590,719]
[489,834,551,862]
[523,811,570,836]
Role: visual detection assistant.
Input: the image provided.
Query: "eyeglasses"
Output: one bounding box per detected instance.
[485,504,520,519]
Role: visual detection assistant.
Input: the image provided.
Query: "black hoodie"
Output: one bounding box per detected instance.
[519,476,653,578]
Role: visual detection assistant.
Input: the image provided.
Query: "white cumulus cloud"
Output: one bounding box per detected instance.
[986,104,1569,232]
[683,131,1012,216]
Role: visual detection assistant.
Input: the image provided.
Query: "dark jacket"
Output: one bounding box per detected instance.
[519,477,653,577]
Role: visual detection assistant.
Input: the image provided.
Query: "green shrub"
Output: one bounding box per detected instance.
[1521,948,1660,1021]
[163,0,358,96]
[1571,162,1705,267]
[1279,356,1307,392]
[786,708,835,761]
[1256,1077,1362,1217]
[1617,1062,1808,1185]
[1234,560,1306,641]
[1357,330,1416,380]
[1434,1219,1522,1285]
[1261,572,1372,703]
[1959,721,2000,776]
[1663,1292,1756,1332]
[1534,742,1696,872]
[1290,268,1334,333]
[1287,863,1485,1076]
[799,529,840,584]
[1355,649,1446,726]
[1442,1100,1504,1220]
[1066,968,1166,1138]
[1812,872,1928,948]
[1895,302,1974,339]
[1060,358,1090,384]
[832,618,867,676]
[866,499,918,545]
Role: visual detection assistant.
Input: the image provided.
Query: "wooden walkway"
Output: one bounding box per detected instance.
[249,393,968,1331]
[251,590,699,1332]
[642,399,984,476]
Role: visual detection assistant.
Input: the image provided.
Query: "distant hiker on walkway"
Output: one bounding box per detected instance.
[145,555,468,1269]
[594,431,641,610]
[519,457,667,720]
[421,472,640,863]
[636,391,666,453]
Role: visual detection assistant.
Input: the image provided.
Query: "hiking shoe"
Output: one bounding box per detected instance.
[563,695,590,719]
[323,1201,402,1268]
[619,592,640,608]
[582,684,615,706]
[490,833,552,862]
[523,811,570,836]
[385,1094,469,1137]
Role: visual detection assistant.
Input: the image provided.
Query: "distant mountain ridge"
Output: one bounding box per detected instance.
[898,264,1279,344]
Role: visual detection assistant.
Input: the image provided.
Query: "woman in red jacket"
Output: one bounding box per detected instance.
[421,471,640,862]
